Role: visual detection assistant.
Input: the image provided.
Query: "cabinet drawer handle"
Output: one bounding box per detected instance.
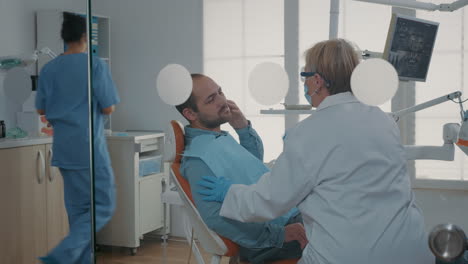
[48,148,55,182]
[36,150,45,184]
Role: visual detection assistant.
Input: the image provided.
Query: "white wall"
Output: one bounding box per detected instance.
[93,0,202,134]
[0,0,86,129]
[414,188,468,232]
[92,0,203,237]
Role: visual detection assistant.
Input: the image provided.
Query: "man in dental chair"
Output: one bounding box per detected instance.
[175,73,306,264]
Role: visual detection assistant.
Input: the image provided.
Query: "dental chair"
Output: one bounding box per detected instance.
[169,120,299,264]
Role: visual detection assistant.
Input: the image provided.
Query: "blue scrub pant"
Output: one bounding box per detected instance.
[39,166,115,264]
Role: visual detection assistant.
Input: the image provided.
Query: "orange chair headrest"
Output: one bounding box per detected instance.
[171,120,185,164]
[170,120,239,257]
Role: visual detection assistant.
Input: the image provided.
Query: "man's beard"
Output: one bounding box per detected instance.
[199,115,229,129]
[199,106,231,129]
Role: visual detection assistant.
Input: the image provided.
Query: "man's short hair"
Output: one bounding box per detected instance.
[175,74,205,120]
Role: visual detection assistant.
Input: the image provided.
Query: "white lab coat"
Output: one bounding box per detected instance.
[220,92,434,264]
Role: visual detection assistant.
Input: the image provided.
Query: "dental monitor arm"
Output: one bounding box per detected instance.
[391,91,468,160]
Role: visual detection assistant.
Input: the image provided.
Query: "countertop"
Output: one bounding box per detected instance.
[0,131,165,149]
[0,136,53,149]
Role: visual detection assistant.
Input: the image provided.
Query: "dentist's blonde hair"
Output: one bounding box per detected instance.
[304,38,360,95]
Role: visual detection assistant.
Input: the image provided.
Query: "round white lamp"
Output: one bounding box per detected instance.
[156,64,192,106]
[248,62,289,106]
[351,58,398,106]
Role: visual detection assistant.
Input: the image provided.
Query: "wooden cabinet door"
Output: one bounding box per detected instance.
[0,145,47,264]
[45,144,69,251]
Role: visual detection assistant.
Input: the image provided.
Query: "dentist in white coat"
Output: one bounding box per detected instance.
[198,38,434,264]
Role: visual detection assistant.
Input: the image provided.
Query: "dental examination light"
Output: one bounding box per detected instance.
[391,92,462,121]
[353,0,468,12]
[390,91,468,161]
[349,57,468,160]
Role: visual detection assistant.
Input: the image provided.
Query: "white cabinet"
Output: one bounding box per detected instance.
[0,143,68,264]
[97,132,169,254]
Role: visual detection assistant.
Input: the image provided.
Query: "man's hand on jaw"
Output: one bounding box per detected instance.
[227,100,248,129]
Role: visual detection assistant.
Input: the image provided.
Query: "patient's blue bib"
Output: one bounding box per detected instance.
[184,133,267,184]
[184,133,298,226]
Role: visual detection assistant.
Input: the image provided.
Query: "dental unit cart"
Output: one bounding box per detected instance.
[97,131,169,255]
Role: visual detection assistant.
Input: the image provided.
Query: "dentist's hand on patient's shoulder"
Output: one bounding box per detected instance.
[197,176,233,202]
[227,100,248,129]
[285,223,308,249]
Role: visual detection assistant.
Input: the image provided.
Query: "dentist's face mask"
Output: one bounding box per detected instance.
[304,84,312,104]
[303,84,319,106]
[300,69,330,106]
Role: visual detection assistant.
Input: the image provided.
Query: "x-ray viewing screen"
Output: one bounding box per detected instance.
[383,14,439,82]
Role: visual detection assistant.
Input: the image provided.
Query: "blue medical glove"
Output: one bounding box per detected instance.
[197,176,232,202]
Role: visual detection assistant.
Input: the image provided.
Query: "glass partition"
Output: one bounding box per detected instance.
[0,0,99,263]
[90,1,195,262]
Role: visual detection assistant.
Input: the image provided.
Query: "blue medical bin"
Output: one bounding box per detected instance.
[139,155,162,177]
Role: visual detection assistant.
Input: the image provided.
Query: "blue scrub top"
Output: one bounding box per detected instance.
[36,53,120,169]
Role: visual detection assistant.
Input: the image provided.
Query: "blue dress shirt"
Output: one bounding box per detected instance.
[180,124,289,249]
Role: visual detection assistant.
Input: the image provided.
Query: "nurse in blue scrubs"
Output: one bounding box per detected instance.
[35,12,120,264]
